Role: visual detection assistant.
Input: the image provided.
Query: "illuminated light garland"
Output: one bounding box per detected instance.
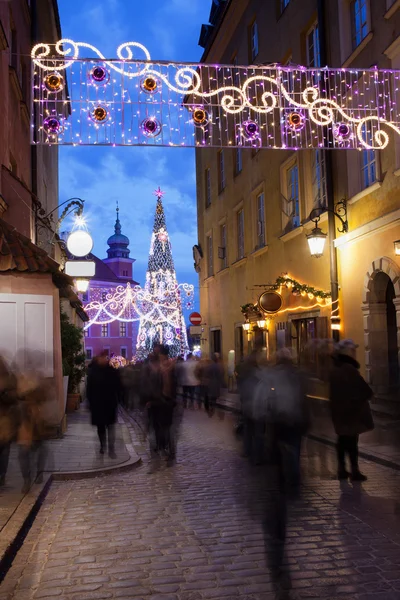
[31,40,400,150]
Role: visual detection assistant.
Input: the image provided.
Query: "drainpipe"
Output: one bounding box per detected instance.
[317,0,340,342]
[31,0,38,243]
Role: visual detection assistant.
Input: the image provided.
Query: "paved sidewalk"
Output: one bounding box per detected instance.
[0,406,135,535]
[218,390,400,469]
[1,409,400,600]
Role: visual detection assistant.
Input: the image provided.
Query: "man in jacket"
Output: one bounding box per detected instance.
[87,351,120,458]
[329,339,374,482]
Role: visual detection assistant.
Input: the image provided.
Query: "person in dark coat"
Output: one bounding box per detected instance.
[329,339,374,481]
[0,357,19,486]
[87,351,120,458]
[203,354,224,417]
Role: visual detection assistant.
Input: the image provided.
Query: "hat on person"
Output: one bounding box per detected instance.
[335,339,359,354]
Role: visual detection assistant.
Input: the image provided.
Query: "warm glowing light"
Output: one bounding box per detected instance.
[394,240,400,256]
[242,322,251,331]
[75,278,89,292]
[307,226,328,258]
[257,319,266,329]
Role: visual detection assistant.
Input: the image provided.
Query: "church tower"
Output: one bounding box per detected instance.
[103,205,135,280]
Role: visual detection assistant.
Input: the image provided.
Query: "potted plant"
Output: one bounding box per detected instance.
[60,310,87,413]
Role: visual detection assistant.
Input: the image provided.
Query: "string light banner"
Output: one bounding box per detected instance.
[31,40,400,150]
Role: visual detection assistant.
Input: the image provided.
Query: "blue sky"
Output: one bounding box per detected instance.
[58,0,211,306]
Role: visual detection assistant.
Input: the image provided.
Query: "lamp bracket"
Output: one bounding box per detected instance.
[309,198,348,234]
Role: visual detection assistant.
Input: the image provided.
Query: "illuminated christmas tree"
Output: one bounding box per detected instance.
[136,188,189,359]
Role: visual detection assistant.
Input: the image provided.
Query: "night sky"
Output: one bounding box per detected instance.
[58,0,211,310]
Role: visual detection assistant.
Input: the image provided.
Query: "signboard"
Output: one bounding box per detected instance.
[258,291,283,314]
[189,326,202,336]
[189,312,202,325]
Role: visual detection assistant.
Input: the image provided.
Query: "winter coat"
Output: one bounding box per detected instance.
[17,376,53,445]
[329,353,374,436]
[204,360,224,399]
[0,375,19,445]
[87,362,120,427]
[180,359,199,387]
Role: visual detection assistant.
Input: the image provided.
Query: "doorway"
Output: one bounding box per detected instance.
[364,269,400,393]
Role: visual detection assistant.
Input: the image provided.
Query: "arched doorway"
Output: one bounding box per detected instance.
[363,258,400,396]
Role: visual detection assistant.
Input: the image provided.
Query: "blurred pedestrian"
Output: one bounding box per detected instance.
[0,357,19,486]
[329,339,374,482]
[180,353,199,409]
[203,354,224,417]
[260,348,309,596]
[87,351,120,458]
[239,350,266,464]
[16,368,52,493]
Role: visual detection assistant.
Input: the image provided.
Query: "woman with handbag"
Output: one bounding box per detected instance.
[329,339,374,482]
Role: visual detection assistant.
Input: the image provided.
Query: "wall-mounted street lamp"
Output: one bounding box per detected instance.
[306,200,348,258]
[242,322,251,332]
[257,319,266,329]
[394,240,400,256]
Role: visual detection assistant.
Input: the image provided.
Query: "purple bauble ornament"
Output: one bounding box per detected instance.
[243,120,259,139]
[141,117,161,137]
[43,116,62,134]
[91,66,108,83]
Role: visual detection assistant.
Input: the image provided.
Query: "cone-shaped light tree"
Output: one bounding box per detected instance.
[136,188,189,359]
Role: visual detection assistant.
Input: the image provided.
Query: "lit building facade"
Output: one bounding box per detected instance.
[82,208,139,362]
[196,0,400,405]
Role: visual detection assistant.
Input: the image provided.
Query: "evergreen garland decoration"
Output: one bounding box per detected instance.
[274,275,331,299]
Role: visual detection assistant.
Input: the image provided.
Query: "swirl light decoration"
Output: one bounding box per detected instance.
[31,39,400,149]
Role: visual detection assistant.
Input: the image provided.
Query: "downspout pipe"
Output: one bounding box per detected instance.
[317,0,341,342]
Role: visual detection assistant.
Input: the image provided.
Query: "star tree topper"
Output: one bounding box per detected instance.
[153,186,165,200]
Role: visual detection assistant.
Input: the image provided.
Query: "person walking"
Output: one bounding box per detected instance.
[87,351,120,458]
[180,353,199,409]
[0,357,19,487]
[203,354,224,417]
[329,339,374,482]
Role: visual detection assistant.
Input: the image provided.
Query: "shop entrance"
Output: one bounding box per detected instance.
[363,259,400,396]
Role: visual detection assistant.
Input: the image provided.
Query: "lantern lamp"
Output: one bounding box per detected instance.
[394,240,400,256]
[257,319,266,329]
[306,225,328,258]
[75,278,90,293]
[242,322,251,331]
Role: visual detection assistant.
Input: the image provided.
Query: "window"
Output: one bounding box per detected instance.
[119,322,127,337]
[281,0,291,13]
[101,292,107,302]
[218,151,225,192]
[121,347,127,359]
[360,124,376,189]
[361,148,376,189]
[312,150,327,208]
[250,20,259,62]
[210,329,222,356]
[122,270,128,277]
[237,209,245,260]
[220,224,227,269]
[205,168,211,207]
[351,0,368,49]
[85,348,93,360]
[207,234,213,277]
[84,327,90,337]
[235,148,242,175]
[101,324,109,337]
[256,192,266,248]
[286,162,300,229]
[306,23,320,68]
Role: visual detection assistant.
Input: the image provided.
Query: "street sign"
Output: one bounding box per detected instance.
[189,326,202,335]
[189,312,202,326]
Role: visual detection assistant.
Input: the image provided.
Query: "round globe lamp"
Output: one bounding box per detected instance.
[66,230,93,257]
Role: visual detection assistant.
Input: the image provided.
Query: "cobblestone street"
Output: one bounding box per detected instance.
[1,408,400,600]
